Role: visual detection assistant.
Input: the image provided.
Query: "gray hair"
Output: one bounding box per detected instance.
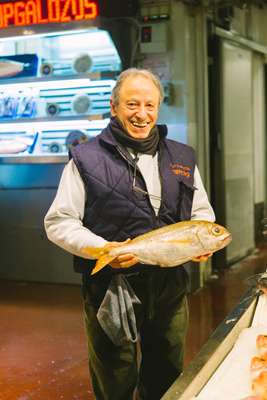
[111,68,164,106]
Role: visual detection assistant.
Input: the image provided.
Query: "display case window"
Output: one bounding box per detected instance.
[0,28,121,155]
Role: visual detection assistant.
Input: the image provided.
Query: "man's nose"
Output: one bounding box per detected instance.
[136,105,147,119]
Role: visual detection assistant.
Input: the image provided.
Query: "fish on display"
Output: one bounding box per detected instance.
[257,274,267,294]
[83,220,232,275]
[255,273,267,298]
[245,272,267,296]
[0,59,25,77]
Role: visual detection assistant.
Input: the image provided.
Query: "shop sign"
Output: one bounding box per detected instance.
[0,0,98,29]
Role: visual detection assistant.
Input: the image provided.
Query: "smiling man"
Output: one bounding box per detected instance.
[44,68,215,400]
[110,71,160,138]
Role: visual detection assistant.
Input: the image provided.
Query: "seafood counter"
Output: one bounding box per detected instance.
[162,287,267,400]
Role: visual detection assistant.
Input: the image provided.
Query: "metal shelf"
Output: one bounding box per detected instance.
[0,154,69,164]
[0,71,119,87]
[0,113,111,125]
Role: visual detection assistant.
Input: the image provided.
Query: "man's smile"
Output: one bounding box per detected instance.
[131,121,150,128]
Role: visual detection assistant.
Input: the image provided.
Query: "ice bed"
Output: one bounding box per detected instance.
[162,288,267,399]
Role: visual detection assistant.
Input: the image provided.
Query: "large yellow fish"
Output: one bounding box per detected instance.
[83,220,232,275]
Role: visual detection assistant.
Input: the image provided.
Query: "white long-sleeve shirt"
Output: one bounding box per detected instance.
[44,155,215,259]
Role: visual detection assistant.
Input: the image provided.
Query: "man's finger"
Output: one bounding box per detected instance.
[120,257,138,267]
[192,253,213,262]
[110,254,138,269]
[192,256,207,262]
[117,254,135,262]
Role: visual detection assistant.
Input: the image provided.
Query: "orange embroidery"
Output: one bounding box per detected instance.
[172,169,190,177]
[170,163,191,178]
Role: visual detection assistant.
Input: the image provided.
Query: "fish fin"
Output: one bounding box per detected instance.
[91,255,116,275]
[82,246,107,259]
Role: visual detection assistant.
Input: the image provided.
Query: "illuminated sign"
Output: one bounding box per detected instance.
[0,0,98,28]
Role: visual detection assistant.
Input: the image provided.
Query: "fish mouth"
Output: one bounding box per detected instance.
[222,234,232,245]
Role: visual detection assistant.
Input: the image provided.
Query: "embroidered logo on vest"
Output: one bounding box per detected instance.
[170,163,191,178]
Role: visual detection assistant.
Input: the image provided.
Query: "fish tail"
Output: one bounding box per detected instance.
[91,255,116,275]
[82,246,116,275]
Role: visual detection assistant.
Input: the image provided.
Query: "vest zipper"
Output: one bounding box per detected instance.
[116,145,135,168]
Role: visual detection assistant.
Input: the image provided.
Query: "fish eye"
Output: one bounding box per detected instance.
[212,226,222,236]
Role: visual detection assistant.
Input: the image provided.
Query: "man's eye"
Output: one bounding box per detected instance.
[127,103,137,108]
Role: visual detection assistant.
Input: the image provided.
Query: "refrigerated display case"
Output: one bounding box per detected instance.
[0,27,121,155]
[0,2,139,283]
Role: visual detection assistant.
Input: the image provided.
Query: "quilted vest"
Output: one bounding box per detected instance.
[71,124,196,276]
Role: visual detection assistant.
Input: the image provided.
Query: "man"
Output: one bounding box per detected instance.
[44,68,215,400]
[65,129,89,151]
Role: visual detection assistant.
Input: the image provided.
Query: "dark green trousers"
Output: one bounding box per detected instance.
[83,268,189,400]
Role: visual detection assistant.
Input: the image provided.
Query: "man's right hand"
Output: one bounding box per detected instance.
[103,239,139,269]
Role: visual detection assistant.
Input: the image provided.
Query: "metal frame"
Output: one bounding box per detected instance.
[214,25,267,55]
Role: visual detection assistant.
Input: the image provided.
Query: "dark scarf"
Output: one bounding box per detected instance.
[109,117,160,155]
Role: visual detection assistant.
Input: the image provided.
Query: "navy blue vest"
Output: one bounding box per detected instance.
[71,124,196,275]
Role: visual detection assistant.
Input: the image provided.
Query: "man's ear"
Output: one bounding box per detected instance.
[110,99,117,116]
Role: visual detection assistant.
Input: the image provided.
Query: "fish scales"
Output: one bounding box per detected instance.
[82,220,232,275]
[109,225,200,266]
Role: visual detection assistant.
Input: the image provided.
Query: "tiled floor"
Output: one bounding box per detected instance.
[1,244,267,400]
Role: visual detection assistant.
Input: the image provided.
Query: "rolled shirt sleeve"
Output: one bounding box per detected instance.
[44,159,107,259]
[191,165,215,222]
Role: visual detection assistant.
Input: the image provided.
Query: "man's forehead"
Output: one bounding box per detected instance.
[122,75,157,88]
[120,76,160,96]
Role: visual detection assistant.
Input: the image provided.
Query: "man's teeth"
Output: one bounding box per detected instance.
[132,122,149,127]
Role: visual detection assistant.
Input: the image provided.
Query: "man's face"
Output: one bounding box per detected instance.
[110,75,160,139]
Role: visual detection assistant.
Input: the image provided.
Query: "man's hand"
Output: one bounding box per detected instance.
[192,252,213,262]
[104,239,139,269]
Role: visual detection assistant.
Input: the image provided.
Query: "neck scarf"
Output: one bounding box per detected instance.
[109,117,160,155]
